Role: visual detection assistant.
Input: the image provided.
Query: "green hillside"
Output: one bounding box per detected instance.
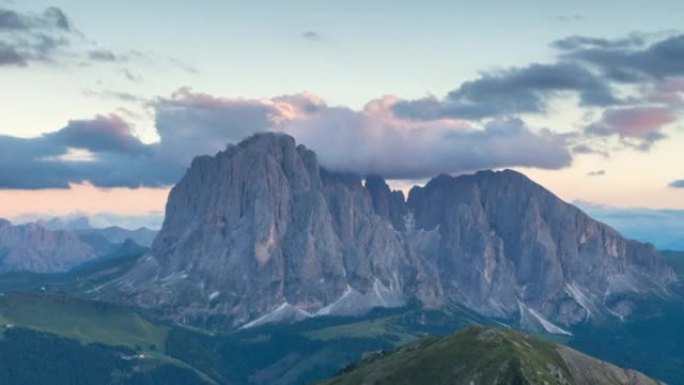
[0,292,166,353]
[0,292,216,384]
[319,326,663,385]
[0,327,209,385]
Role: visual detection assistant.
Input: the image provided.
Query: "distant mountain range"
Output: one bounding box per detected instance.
[39,216,158,247]
[107,133,677,333]
[0,217,157,273]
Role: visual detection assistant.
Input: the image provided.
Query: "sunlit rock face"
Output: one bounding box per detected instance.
[116,133,676,330]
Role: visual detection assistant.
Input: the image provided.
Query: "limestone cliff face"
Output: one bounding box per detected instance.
[116,133,676,330]
[406,171,676,327]
[119,134,441,327]
[0,220,96,273]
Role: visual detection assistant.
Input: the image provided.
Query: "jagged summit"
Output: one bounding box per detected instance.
[112,132,676,330]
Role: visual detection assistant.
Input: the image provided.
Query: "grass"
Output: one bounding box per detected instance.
[319,326,575,385]
[0,292,167,353]
[304,301,499,345]
[305,315,416,344]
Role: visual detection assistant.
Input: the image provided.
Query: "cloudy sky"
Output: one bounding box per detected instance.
[0,1,683,247]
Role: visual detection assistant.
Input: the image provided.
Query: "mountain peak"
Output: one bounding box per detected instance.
[113,134,676,330]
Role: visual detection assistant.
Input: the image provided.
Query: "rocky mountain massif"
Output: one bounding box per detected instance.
[113,133,677,331]
[320,326,663,385]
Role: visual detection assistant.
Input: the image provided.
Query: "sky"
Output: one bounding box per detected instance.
[0,1,683,247]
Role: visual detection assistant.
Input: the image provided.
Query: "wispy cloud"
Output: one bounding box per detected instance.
[554,14,585,22]
[302,30,321,41]
[586,170,606,177]
[0,6,76,66]
[87,49,119,62]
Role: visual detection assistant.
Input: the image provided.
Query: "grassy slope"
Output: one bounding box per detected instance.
[320,326,664,385]
[0,292,166,353]
[305,301,498,343]
[319,326,573,385]
[0,292,219,384]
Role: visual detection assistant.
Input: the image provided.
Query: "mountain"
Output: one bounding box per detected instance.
[319,326,663,385]
[39,216,158,247]
[404,170,676,328]
[0,216,156,274]
[40,216,93,231]
[112,133,676,331]
[662,250,684,279]
[0,219,97,273]
[77,226,158,248]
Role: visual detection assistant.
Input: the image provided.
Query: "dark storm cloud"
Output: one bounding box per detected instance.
[395,33,684,121]
[0,6,75,66]
[558,33,684,82]
[394,62,618,120]
[0,115,170,189]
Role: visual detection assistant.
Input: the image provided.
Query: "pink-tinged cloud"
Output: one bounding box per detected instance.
[283,96,570,178]
[586,106,675,150]
[0,88,572,189]
[606,107,674,137]
[647,78,684,105]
